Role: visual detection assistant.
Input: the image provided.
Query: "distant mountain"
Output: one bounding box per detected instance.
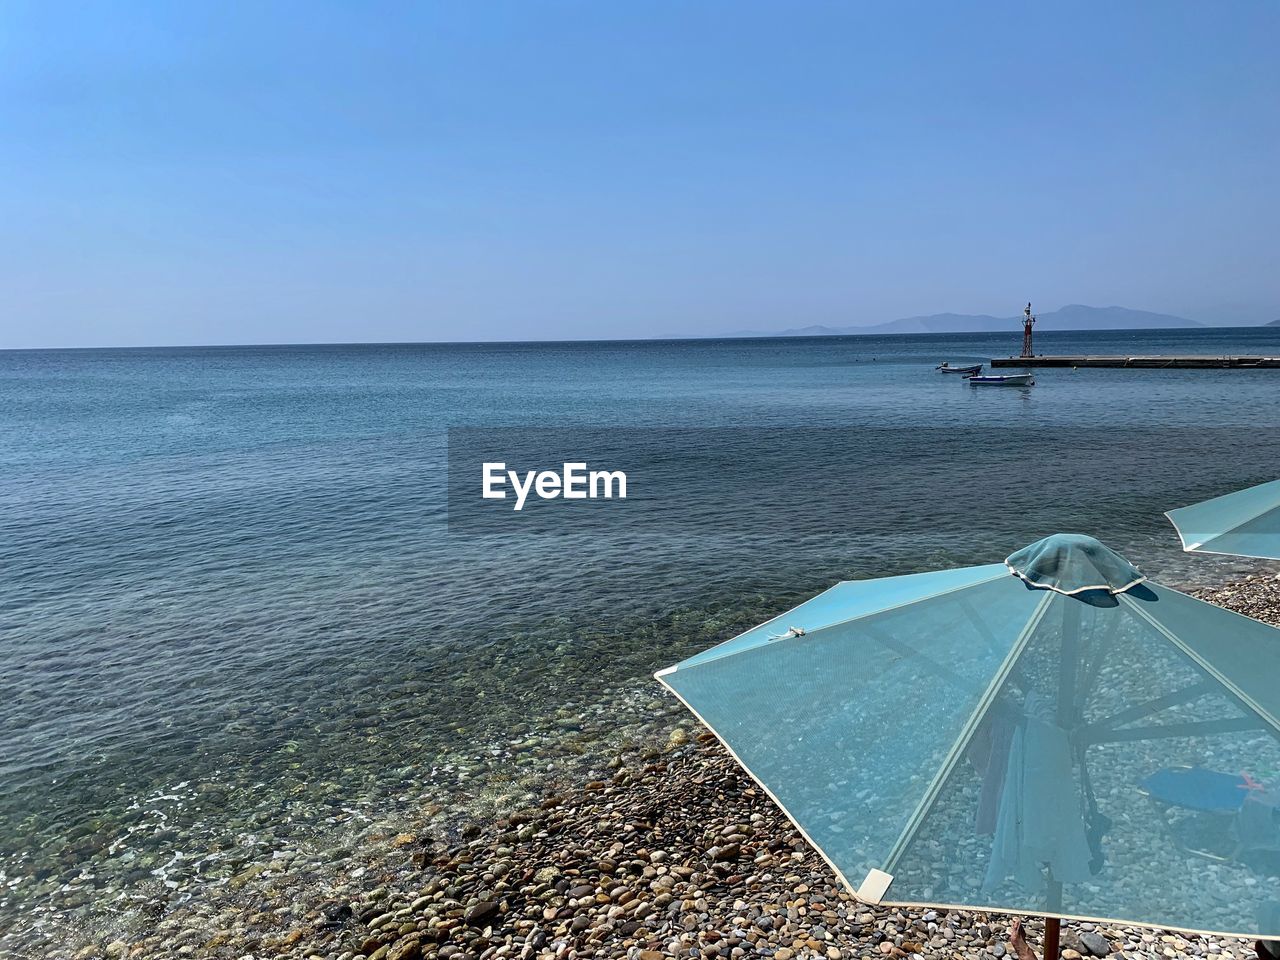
[762,324,853,337]
[1267,318,1280,326]
[729,304,1203,338]
[847,312,1009,335]
[1039,304,1204,331]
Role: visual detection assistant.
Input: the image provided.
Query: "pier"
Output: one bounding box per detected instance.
[991,355,1280,369]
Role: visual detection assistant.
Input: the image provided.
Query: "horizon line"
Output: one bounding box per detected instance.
[1,322,1274,353]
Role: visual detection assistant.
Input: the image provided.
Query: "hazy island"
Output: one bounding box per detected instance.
[725,304,1217,339]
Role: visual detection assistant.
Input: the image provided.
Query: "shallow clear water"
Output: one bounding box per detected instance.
[2,327,1279,951]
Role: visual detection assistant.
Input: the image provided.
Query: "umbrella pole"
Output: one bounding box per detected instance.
[1043,597,1078,960]
[1042,874,1064,958]
[1012,598,1079,960]
[1043,915,1061,960]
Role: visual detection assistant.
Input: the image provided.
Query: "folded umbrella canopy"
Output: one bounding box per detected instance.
[1167,478,1280,560]
[657,535,1280,938]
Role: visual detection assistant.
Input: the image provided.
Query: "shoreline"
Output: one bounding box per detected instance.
[26,570,1280,960]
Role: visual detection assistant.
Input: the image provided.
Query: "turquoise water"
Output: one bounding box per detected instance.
[2,326,1280,952]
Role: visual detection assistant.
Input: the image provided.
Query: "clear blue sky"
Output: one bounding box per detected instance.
[1,1,1277,347]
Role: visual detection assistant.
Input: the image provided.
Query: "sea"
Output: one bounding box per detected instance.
[2,326,1279,954]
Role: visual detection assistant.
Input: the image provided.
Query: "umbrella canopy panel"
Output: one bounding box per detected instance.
[1167,478,1280,560]
[659,554,1280,938]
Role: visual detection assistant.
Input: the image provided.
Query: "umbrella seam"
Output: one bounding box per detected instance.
[880,589,1055,878]
[1119,592,1280,738]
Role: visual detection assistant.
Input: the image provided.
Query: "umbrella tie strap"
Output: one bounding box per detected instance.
[768,626,806,641]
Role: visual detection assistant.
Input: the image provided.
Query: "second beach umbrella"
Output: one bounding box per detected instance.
[1167,478,1280,560]
[657,535,1280,940]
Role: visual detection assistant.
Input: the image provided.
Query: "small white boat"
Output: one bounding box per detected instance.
[968,373,1035,386]
[936,362,984,375]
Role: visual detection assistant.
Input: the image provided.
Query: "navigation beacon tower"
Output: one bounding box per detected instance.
[1021,302,1036,358]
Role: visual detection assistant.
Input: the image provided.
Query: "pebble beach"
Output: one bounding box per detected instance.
[34,571,1278,960]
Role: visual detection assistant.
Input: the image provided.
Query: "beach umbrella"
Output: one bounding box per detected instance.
[1167,479,1280,560]
[656,534,1280,943]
